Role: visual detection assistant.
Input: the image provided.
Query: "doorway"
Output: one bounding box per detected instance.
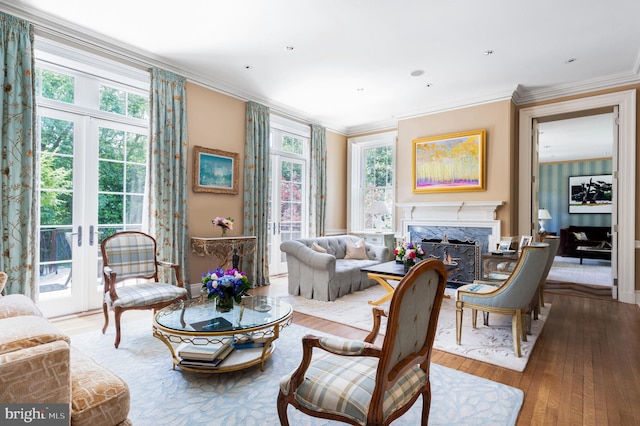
[519,90,636,304]
[537,112,614,288]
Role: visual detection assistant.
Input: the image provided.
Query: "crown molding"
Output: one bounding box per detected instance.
[514,71,640,106]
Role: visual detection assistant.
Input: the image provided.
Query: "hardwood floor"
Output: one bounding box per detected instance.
[53,282,640,425]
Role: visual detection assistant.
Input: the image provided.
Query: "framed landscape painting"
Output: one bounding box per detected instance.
[193,146,239,194]
[412,129,486,193]
[568,174,612,213]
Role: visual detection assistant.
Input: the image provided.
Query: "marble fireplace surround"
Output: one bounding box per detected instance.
[397,201,504,254]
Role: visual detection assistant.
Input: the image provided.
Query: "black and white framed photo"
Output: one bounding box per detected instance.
[568,174,612,214]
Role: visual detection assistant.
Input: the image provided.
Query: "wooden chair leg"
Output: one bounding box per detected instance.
[102,302,109,334]
[471,309,477,328]
[455,304,463,345]
[512,310,522,357]
[421,385,431,425]
[521,311,528,342]
[276,392,290,426]
[114,308,123,349]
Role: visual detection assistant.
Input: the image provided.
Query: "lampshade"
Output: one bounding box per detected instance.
[368,201,389,216]
[538,208,552,233]
[538,209,552,220]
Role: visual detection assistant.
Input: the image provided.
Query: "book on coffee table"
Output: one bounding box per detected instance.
[190,316,233,332]
[177,340,232,361]
[178,341,235,369]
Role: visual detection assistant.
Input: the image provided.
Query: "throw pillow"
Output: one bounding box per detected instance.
[311,242,327,253]
[345,239,368,260]
[573,231,588,241]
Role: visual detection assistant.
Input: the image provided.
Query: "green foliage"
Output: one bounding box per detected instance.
[37,68,74,103]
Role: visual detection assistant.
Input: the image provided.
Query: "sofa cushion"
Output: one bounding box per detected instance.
[0,294,44,319]
[344,239,368,260]
[0,315,70,355]
[311,242,328,253]
[573,231,589,241]
[0,340,71,404]
[70,348,131,426]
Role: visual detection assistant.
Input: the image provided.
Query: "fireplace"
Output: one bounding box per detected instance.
[398,201,504,285]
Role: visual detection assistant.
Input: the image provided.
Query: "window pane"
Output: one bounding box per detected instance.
[100,85,126,115]
[127,93,149,119]
[291,163,302,182]
[126,132,148,163]
[40,69,74,103]
[126,164,146,193]
[41,117,74,155]
[282,135,303,155]
[98,194,123,224]
[40,154,72,190]
[126,195,143,224]
[99,128,125,160]
[40,191,72,226]
[99,161,124,192]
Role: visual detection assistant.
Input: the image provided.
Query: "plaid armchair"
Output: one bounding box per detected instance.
[101,231,187,348]
[277,259,448,425]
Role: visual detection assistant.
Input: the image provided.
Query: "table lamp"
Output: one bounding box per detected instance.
[538,209,552,233]
[367,201,389,232]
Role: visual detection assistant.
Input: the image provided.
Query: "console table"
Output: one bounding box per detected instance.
[191,236,257,283]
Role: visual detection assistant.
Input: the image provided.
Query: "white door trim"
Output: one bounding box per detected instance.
[518,90,636,304]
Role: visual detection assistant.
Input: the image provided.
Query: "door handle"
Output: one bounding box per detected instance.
[89,225,94,246]
[77,226,82,247]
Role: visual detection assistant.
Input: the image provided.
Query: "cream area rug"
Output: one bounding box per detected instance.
[547,256,612,286]
[71,318,524,425]
[279,285,551,372]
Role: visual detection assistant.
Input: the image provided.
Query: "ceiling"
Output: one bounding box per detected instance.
[538,113,613,163]
[3,1,640,138]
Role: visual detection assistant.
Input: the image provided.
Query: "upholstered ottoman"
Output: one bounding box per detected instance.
[70,349,131,426]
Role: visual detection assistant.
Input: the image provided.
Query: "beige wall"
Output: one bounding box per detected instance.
[395,99,516,235]
[184,83,350,282]
[186,82,246,283]
[325,131,348,233]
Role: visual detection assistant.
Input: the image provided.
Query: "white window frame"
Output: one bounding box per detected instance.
[347,131,397,233]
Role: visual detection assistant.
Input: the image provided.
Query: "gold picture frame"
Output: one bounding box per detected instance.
[193,146,239,194]
[412,129,486,193]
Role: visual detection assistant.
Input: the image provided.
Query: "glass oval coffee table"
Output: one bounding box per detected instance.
[153,295,292,373]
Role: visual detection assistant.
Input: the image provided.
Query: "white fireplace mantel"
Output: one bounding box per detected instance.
[396,201,504,221]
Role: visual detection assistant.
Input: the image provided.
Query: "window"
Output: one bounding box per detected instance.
[348,131,397,232]
[269,115,310,275]
[34,37,150,317]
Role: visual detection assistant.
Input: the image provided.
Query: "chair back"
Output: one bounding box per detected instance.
[469,244,549,309]
[101,231,159,283]
[375,259,447,391]
[540,235,560,284]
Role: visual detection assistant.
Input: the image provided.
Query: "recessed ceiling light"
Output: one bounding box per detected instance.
[286,46,294,51]
[244,65,252,69]
[356,88,364,92]
[410,70,424,77]
[483,50,494,56]
[425,83,433,88]
[565,58,577,64]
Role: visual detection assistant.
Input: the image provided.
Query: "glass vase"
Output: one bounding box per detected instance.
[216,296,234,313]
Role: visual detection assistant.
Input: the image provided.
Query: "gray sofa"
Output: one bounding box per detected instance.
[280,235,389,301]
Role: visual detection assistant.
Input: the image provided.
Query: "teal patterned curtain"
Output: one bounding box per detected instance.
[244,102,270,286]
[149,68,189,284]
[310,124,327,237]
[0,13,37,297]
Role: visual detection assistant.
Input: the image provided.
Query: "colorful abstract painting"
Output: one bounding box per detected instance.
[413,129,486,193]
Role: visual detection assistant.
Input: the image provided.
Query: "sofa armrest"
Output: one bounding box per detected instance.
[0,294,44,319]
[0,340,71,404]
[365,243,389,262]
[280,240,337,271]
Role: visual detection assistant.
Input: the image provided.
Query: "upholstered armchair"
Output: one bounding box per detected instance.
[455,244,550,357]
[101,231,188,348]
[277,259,448,426]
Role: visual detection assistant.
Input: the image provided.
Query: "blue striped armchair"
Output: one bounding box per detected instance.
[100,231,188,348]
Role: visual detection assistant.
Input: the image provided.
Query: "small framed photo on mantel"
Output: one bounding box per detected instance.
[518,235,532,252]
[193,146,239,194]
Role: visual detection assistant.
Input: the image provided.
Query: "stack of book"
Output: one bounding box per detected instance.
[177,341,235,370]
[232,334,269,349]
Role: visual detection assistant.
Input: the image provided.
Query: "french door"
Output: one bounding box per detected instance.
[268,155,307,275]
[37,108,148,317]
